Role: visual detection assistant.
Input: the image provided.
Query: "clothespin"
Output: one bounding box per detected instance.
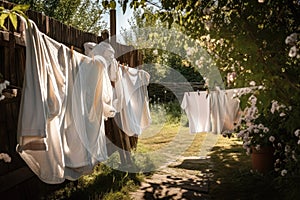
[92,54,95,62]
[197,90,200,96]
[70,46,74,57]
[121,63,128,72]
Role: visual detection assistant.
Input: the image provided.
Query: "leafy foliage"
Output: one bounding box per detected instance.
[0,4,30,30]
[8,0,107,34]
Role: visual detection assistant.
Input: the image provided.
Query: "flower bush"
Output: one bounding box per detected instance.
[236,94,288,152]
[221,30,300,177]
[224,88,300,177]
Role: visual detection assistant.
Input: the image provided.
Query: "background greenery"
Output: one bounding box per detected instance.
[8,0,107,34]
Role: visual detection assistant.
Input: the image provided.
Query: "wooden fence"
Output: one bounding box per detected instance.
[0,1,142,199]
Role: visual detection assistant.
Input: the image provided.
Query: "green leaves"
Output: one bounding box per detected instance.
[0,4,30,31]
[0,12,8,30]
[8,12,17,30]
[11,4,30,12]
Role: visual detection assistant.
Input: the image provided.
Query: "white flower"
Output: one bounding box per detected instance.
[249,81,256,86]
[237,130,246,138]
[275,159,280,164]
[258,86,264,90]
[279,112,286,117]
[249,95,257,105]
[254,129,260,133]
[297,140,300,145]
[292,151,298,161]
[153,49,158,55]
[285,33,298,45]
[277,143,282,148]
[285,145,291,152]
[258,124,264,129]
[271,100,279,114]
[269,136,275,142]
[281,169,287,176]
[292,154,297,161]
[255,145,261,151]
[294,129,300,137]
[289,46,297,57]
[263,127,269,133]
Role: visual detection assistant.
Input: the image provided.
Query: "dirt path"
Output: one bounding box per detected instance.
[130,134,238,200]
[130,156,213,200]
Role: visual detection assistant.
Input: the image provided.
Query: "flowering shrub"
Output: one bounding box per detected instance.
[233,93,285,152]
[223,89,300,177]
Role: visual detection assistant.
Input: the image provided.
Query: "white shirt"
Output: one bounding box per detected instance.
[181,91,211,133]
[116,66,151,136]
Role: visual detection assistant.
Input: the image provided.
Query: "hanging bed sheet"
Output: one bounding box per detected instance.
[16,18,115,184]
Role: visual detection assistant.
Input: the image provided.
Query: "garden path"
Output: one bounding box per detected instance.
[130,132,220,200]
[130,155,213,200]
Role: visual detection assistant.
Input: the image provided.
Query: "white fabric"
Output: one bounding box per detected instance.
[17,18,113,184]
[181,91,211,133]
[210,87,227,134]
[84,42,151,136]
[116,66,151,136]
[84,42,124,112]
[181,87,245,134]
[222,88,242,132]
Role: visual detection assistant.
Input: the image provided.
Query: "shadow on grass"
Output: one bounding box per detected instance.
[209,143,300,200]
[44,164,143,200]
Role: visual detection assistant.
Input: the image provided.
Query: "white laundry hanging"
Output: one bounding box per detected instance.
[84,42,124,113]
[116,66,151,136]
[181,91,211,133]
[83,42,152,137]
[181,87,244,134]
[16,17,114,184]
[210,87,227,134]
[222,88,242,132]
